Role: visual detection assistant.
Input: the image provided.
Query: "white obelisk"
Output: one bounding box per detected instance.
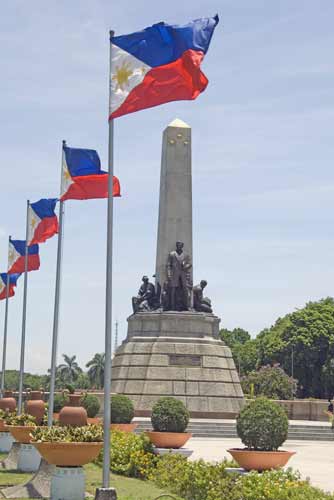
[155,118,193,288]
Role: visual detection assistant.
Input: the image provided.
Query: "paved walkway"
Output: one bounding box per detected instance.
[187,437,334,492]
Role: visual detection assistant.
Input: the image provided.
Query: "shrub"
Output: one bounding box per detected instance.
[96,430,157,479]
[30,424,103,442]
[53,393,69,413]
[82,394,100,418]
[241,365,297,400]
[151,397,189,433]
[6,413,37,426]
[110,394,134,424]
[237,397,288,451]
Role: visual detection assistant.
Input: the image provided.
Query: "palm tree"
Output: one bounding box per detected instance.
[86,353,105,389]
[57,354,82,384]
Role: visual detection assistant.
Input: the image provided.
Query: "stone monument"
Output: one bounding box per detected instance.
[111,119,244,417]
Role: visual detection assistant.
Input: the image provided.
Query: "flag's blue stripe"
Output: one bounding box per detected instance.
[64,146,105,177]
[112,15,219,68]
[31,198,58,219]
[0,272,20,285]
[11,240,39,256]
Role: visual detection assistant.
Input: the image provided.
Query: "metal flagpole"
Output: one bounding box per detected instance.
[17,201,30,413]
[102,30,115,489]
[1,238,12,397]
[47,141,66,427]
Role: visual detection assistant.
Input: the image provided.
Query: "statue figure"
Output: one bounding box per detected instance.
[193,280,213,313]
[132,276,159,313]
[166,241,192,311]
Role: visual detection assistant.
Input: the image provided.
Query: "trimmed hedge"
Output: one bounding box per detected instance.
[82,394,100,418]
[110,394,134,424]
[237,397,288,451]
[151,397,189,433]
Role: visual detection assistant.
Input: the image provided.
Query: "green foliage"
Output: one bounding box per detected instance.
[86,353,105,389]
[53,392,69,413]
[0,370,48,391]
[220,327,258,376]
[6,413,37,426]
[241,365,297,400]
[82,394,100,418]
[30,424,103,442]
[0,409,15,420]
[65,383,75,394]
[95,430,157,479]
[236,397,288,451]
[257,298,334,398]
[110,394,134,424]
[151,397,189,433]
[57,354,82,384]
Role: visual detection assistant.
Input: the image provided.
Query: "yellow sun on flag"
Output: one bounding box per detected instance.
[30,217,37,229]
[112,62,133,91]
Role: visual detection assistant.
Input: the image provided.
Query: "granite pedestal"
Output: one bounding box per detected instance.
[111,312,244,417]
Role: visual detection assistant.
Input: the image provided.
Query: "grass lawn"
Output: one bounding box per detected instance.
[0,455,182,500]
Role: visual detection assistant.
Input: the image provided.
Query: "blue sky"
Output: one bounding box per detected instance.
[0,1,333,374]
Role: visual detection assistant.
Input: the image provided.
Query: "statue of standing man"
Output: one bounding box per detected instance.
[166,241,192,311]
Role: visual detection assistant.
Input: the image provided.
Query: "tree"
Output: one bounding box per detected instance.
[241,365,297,400]
[86,353,105,389]
[57,354,82,384]
[256,298,334,398]
[220,327,257,375]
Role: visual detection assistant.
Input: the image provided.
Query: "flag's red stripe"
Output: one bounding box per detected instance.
[8,254,40,274]
[61,174,121,201]
[30,216,59,245]
[0,286,15,301]
[110,49,207,120]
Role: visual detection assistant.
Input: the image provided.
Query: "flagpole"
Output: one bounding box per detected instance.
[17,201,30,413]
[1,238,11,397]
[47,141,66,427]
[102,30,115,489]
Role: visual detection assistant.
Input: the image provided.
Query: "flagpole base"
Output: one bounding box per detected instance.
[94,487,117,500]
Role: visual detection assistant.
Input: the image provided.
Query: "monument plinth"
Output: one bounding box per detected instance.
[111,119,244,417]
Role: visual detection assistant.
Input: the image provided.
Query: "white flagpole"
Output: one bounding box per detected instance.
[47,141,66,427]
[18,201,30,413]
[1,237,12,397]
[102,30,115,489]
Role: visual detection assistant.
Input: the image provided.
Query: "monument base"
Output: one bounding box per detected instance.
[111,312,244,417]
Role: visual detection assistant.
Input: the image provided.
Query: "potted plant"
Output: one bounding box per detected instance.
[228,397,295,471]
[5,412,38,444]
[110,394,137,432]
[0,409,15,452]
[59,386,87,427]
[81,393,101,425]
[0,391,17,412]
[146,397,191,448]
[30,424,103,466]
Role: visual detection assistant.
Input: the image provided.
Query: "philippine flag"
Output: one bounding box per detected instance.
[28,198,59,245]
[0,273,20,300]
[61,146,121,201]
[109,15,219,119]
[8,239,40,274]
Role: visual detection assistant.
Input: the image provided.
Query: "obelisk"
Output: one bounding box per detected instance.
[155,118,193,287]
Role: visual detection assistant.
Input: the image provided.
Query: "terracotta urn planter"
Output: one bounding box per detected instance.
[33,442,103,466]
[111,423,138,433]
[59,394,87,427]
[0,391,16,412]
[26,391,45,425]
[6,425,38,444]
[227,448,296,471]
[146,431,192,449]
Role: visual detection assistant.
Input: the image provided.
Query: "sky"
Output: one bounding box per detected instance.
[0,1,333,374]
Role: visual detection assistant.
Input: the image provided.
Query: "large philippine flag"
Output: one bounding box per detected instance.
[0,273,20,300]
[8,239,40,274]
[109,15,219,119]
[28,198,59,245]
[61,146,121,201]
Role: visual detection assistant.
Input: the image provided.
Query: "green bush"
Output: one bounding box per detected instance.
[241,365,297,400]
[236,397,288,451]
[110,394,134,424]
[31,424,103,443]
[6,413,37,426]
[81,394,100,418]
[151,455,334,500]
[53,393,69,413]
[151,397,189,433]
[96,430,157,479]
